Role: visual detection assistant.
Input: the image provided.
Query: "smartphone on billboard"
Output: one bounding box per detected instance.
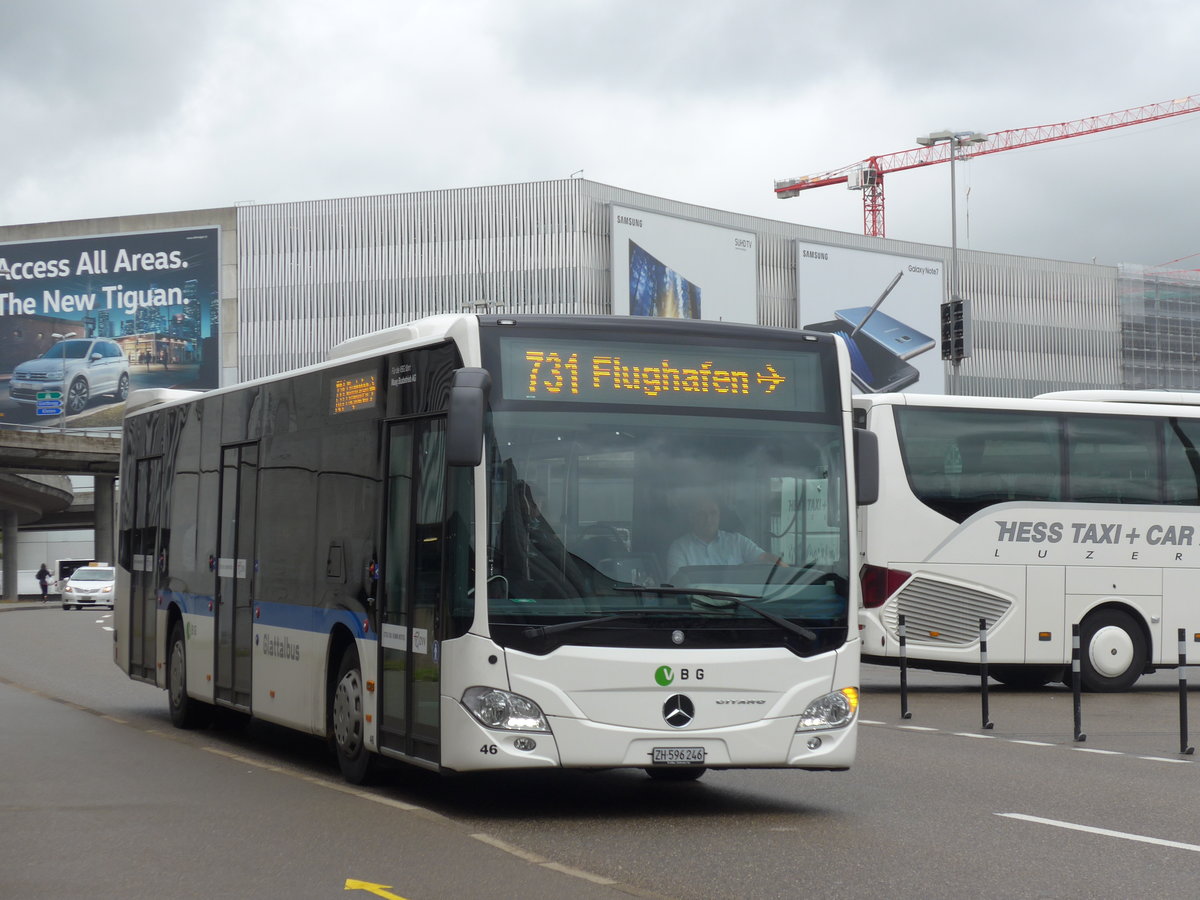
[804,320,920,393]
[834,307,935,360]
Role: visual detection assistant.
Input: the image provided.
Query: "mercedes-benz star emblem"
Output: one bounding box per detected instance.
[663,694,695,728]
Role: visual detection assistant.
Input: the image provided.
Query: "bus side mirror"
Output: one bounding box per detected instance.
[446,367,491,467]
[854,427,879,506]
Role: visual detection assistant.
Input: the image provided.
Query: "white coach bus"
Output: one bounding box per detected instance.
[855,390,1200,691]
[115,314,876,782]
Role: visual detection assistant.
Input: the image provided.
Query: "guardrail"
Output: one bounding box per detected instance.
[0,422,120,438]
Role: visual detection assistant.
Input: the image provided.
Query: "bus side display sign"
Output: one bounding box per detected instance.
[499,337,822,412]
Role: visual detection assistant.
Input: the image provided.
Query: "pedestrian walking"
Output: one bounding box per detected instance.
[36,563,51,602]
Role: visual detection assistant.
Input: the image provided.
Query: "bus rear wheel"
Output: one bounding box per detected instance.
[1079,609,1147,692]
[331,647,374,784]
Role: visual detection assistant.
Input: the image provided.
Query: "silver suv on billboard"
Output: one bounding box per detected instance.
[9,338,131,414]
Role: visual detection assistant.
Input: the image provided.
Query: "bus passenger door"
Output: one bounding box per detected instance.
[214,443,258,710]
[128,456,161,682]
[379,419,445,764]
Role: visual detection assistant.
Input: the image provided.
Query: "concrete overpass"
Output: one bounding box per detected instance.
[0,427,121,601]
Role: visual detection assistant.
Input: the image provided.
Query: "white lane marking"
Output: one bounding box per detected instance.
[864,719,1194,764]
[997,813,1200,853]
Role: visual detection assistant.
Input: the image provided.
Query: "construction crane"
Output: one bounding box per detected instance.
[773,94,1200,238]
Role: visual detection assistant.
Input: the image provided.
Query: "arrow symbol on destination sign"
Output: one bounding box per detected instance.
[756,364,786,393]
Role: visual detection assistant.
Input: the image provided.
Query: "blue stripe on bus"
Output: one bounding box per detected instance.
[159,589,215,617]
[157,591,377,640]
[255,600,377,639]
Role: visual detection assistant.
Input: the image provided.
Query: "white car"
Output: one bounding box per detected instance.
[10,338,131,414]
[61,564,115,610]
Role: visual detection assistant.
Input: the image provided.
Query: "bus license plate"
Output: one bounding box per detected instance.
[652,747,705,765]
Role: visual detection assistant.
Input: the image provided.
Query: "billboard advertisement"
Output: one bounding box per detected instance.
[611,207,757,324]
[796,242,945,394]
[0,227,219,427]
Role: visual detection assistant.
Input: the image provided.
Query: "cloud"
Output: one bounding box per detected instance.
[1,0,1198,269]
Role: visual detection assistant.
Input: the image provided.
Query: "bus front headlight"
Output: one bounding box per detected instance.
[796,687,859,732]
[462,687,550,733]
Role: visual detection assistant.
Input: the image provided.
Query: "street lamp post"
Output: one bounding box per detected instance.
[916,129,987,367]
[50,331,76,433]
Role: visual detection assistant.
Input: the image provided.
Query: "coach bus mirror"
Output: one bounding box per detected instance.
[447,367,491,467]
[854,428,879,506]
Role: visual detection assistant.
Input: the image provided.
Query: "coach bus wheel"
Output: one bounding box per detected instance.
[1079,609,1146,692]
[167,621,211,729]
[645,767,705,782]
[331,647,374,784]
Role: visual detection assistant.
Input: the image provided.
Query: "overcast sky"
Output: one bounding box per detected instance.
[3,0,1198,270]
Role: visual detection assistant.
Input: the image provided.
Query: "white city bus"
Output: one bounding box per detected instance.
[855,390,1200,691]
[115,314,876,782]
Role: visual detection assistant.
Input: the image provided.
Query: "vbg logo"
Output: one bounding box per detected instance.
[654,665,674,686]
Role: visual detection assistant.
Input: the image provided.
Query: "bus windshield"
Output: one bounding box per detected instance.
[485,409,849,656]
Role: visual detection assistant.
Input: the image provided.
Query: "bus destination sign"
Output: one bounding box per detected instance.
[500,337,821,412]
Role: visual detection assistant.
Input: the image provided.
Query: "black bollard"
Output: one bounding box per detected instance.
[899,614,911,719]
[1072,623,1086,742]
[979,618,993,730]
[1179,628,1194,756]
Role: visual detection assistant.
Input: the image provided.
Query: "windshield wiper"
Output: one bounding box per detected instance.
[522,609,674,639]
[613,586,817,642]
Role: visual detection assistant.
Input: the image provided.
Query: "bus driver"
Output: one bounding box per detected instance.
[666,495,780,580]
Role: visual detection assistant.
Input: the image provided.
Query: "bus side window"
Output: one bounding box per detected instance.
[1164,417,1200,505]
[1067,415,1159,504]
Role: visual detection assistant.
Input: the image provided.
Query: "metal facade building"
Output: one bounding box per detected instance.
[236,178,1180,396]
[5,179,1199,398]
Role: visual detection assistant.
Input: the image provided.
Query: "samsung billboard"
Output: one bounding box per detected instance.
[611,207,757,324]
[0,227,219,427]
[796,242,945,394]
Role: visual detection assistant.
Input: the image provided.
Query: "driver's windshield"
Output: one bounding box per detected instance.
[41,340,91,360]
[69,567,114,582]
[486,409,849,655]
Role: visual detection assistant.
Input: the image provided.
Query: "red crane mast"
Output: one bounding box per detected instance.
[773,94,1200,238]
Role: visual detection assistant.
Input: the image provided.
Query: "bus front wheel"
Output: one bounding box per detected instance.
[331,647,374,784]
[1079,610,1146,692]
[167,621,211,729]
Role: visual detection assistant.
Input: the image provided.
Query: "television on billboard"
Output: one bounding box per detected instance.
[611,207,756,324]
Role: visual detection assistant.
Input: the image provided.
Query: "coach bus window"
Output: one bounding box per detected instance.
[896,407,1060,522]
[1164,417,1200,505]
[1066,415,1159,503]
